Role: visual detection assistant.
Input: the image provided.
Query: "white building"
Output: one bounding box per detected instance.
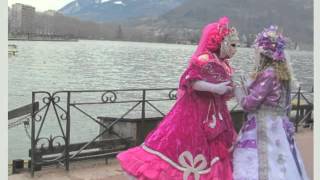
[10,3,35,34]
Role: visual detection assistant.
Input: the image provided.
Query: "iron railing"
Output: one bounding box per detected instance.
[291,87,313,131]
[27,87,313,176]
[29,88,178,176]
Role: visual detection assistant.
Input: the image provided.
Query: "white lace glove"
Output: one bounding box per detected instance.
[238,72,253,88]
[192,80,232,95]
[243,78,253,88]
[234,86,246,104]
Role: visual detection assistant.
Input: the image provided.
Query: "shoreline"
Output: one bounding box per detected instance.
[8,38,78,42]
[7,39,313,51]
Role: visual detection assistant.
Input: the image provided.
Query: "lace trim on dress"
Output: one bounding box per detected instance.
[141,143,220,180]
[257,110,269,180]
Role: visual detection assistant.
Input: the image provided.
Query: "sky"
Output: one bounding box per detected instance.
[8,0,74,12]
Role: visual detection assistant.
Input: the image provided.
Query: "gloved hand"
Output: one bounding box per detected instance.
[211,81,233,95]
[234,86,246,103]
[192,80,233,95]
[243,77,253,88]
[239,73,253,88]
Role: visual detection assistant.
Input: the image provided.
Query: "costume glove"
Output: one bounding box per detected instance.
[192,80,232,95]
[244,79,253,88]
[234,86,246,104]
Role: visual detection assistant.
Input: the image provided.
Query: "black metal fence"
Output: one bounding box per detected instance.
[10,87,312,176]
[29,88,178,176]
[291,87,313,131]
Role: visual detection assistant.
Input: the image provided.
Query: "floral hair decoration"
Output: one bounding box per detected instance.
[254,25,287,61]
[206,17,233,52]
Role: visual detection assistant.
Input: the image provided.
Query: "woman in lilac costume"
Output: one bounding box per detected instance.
[233,25,309,180]
[117,17,240,180]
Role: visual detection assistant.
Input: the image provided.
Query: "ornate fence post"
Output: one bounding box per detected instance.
[65,91,71,171]
[30,92,36,177]
[295,87,301,132]
[140,90,146,144]
[141,90,146,119]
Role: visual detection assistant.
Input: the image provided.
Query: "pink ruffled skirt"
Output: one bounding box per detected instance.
[117,146,233,180]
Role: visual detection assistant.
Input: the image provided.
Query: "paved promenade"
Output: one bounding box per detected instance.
[9,128,313,180]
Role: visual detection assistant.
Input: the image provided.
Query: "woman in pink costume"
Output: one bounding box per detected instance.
[233,25,309,180]
[117,17,240,180]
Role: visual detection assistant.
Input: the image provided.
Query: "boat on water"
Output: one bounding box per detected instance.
[8,44,18,56]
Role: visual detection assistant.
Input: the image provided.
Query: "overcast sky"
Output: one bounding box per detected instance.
[8,0,74,12]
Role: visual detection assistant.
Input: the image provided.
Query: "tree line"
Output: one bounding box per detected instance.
[8,10,201,44]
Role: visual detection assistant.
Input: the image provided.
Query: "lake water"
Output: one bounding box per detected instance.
[8,40,313,160]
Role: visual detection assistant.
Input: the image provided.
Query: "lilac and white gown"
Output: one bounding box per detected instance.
[233,67,309,180]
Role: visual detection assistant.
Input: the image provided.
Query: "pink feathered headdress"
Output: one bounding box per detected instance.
[192,17,232,59]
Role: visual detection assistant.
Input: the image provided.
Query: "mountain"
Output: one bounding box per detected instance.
[144,0,313,46]
[58,0,313,48]
[58,0,187,22]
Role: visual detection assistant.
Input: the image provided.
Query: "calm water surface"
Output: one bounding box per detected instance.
[8,40,313,160]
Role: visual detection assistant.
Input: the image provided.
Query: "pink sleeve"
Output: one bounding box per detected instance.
[179,62,204,94]
[241,69,279,112]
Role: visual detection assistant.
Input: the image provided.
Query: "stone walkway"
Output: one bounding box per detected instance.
[9,128,313,180]
[295,128,313,179]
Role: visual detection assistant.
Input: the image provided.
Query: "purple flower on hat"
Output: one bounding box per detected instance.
[254,25,287,61]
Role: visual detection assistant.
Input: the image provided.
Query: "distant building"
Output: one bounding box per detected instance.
[43,10,62,16]
[8,7,11,33]
[10,3,35,34]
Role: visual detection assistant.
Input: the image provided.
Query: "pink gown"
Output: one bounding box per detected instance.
[117,51,237,180]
